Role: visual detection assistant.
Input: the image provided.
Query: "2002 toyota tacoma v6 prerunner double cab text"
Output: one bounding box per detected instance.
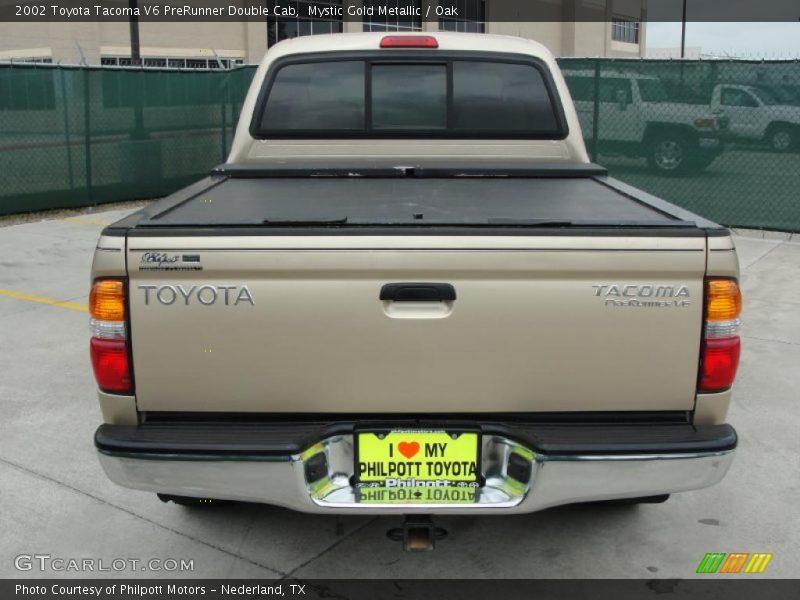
[89,33,742,549]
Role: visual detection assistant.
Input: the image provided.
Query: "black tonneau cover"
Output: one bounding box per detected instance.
[106,164,726,236]
[138,166,678,228]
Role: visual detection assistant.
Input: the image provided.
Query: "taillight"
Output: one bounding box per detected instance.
[380,35,439,49]
[699,278,742,393]
[89,278,133,394]
[90,338,132,393]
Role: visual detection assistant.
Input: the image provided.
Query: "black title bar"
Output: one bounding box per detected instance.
[4,579,800,600]
[2,0,800,22]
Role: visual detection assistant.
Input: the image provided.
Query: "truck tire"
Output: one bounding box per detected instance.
[157,494,231,507]
[647,134,693,175]
[767,125,795,152]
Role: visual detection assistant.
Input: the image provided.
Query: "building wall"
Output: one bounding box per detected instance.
[0,20,255,64]
[494,0,644,58]
[0,0,645,64]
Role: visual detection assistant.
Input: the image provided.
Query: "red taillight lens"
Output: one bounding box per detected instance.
[699,337,741,393]
[380,35,439,49]
[90,327,132,393]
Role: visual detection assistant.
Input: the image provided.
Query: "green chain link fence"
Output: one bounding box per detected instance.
[559,58,800,232]
[1,59,799,230]
[0,64,254,215]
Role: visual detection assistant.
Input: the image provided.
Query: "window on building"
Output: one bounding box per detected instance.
[3,56,53,64]
[267,0,343,45]
[143,58,167,68]
[439,0,486,33]
[611,18,640,44]
[100,56,243,69]
[363,0,422,32]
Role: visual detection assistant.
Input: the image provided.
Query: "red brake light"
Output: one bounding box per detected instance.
[90,330,132,394]
[380,35,439,49]
[699,337,741,393]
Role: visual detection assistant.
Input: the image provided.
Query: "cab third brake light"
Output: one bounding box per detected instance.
[380,35,439,49]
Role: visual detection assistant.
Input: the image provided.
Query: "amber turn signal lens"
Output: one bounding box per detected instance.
[89,279,125,321]
[706,279,741,322]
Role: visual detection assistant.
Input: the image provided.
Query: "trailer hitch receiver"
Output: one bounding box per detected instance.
[387,515,448,551]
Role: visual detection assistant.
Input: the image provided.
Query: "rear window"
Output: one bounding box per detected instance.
[372,64,447,129]
[452,62,558,131]
[253,55,566,138]
[262,61,365,131]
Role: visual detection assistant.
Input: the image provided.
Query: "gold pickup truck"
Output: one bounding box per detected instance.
[89,32,741,547]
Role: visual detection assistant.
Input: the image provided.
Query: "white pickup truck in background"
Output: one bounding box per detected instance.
[562,69,729,174]
[710,83,800,152]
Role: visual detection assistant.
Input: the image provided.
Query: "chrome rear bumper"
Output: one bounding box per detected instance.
[97,431,735,514]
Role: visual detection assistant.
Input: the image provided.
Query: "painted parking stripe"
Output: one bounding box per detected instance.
[0,288,87,312]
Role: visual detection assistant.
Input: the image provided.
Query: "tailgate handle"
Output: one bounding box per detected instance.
[380,283,456,302]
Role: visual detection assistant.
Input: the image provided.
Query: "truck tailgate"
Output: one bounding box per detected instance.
[127,234,706,414]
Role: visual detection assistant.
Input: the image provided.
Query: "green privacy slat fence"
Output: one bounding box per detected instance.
[559,58,800,232]
[0,64,255,216]
[1,59,799,230]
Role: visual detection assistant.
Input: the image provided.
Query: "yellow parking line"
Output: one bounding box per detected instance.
[62,217,112,226]
[0,288,88,313]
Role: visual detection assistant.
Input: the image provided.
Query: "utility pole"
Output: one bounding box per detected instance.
[129,0,141,64]
[128,0,146,140]
[680,0,687,58]
[679,0,688,99]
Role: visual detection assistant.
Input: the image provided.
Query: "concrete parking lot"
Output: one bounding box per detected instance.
[1,206,798,579]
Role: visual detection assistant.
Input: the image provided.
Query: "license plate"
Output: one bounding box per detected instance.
[355,430,480,488]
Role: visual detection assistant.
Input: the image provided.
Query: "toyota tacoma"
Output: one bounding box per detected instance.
[89,32,741,547]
